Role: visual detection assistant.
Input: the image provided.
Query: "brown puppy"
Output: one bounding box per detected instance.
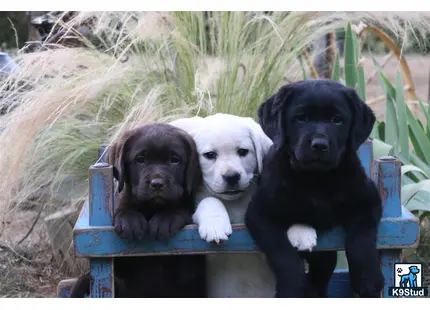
[111,123,201,241]
[70,123,206,298]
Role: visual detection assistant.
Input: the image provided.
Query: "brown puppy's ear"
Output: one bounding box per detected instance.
[344,87,376,150]
[107,131,135,193]
[258,84,295,151]
[176,128,202,196]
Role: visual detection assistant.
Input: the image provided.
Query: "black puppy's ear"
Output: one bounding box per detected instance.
[257,84,294,150]
[177,128,202,196]
[107,132,134,193]
[345,87,376,150]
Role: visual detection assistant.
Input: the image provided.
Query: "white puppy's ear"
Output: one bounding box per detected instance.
[241,117,273,173]
[169,116,205,137]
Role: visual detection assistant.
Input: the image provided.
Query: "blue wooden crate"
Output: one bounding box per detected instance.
[58,140,420,298]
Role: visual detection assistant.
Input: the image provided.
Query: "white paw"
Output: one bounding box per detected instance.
[198,217,232,244]
[287,224,317,251]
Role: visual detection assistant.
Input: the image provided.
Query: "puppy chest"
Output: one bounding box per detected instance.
[285,195,342,229]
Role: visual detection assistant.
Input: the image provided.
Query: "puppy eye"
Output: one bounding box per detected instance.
[237,148,249,157]
[203,151,217,160]
[135,155,145,164]
[296,114,308,123]
[170,156,180,164]
[332,116,344,125]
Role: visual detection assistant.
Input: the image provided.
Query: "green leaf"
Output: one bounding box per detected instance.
[401,165,429,178]
[351,28,360,65]
[373,58,399,147]
[344,23,358,89]
[357,66,366,101]
[402,180,430,208]
[331,52,340,82]
[395,71,409,159]
[372,138,393,158]
[406,106,430,164]
[409,152,430,176]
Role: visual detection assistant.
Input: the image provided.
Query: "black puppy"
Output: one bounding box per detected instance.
[245,79,384,298]
[70,123,206,298]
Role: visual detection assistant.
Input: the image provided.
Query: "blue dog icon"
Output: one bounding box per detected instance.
[399,266,420,288]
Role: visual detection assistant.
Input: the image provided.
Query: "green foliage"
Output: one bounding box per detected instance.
[328,22,430,266]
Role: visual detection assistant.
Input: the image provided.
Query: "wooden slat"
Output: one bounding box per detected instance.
[380,250,402,298]
[90,258,114,298]
[89,163,114,226]
[88,162,115,297]
[374,156,403,298]
[373,156,402,218]
[73,206,419,257]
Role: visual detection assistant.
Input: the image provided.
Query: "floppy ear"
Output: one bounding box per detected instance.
[257,84,295,151]
[175,127,202,195]
[241,117,273,173]
[257,94,276,139]
[106,131,135,193]
[169,116,204,136]
[344,87,376,150]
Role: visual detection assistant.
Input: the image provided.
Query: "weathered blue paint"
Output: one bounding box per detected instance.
[98,144,108,163]
[74,206,418,257]
[90,258,114,298]
[358,140,373,178]
[373,156,402,218]
[380,250,402,298]
[327,269,353,298]
[89,163,114,226]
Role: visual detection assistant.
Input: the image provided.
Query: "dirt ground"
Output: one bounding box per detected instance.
[0,53,429,298]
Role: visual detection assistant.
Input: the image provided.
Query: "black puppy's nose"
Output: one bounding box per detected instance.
[222,172,241,186]
[311,138,329,153]
[150,178,165,190]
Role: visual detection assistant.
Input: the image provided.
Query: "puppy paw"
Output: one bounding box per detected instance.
[149,210,189,241]
[198,217,232,244]
[114,210,149,241]
[287,224,317,251]
[351,272,384,298]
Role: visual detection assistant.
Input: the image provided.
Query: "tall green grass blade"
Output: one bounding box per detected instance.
[351,27,360,65]
[418,99,430,139]
[344,23,358,89]
[357,66,366,101]
[406,106,430,164]
[331,52,340,82]
[395,71,409,159]
[372,57,399,147]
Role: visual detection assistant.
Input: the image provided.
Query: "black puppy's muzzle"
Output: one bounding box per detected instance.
[293,133,339,172]
[310,137,329,153]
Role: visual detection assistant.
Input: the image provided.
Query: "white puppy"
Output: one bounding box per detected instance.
[170,113,317,297]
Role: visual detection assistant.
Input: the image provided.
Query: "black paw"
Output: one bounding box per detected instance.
[114,210,149,241]
[149,210,189,241]
[351,272,384,298]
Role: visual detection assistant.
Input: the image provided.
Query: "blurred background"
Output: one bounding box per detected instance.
[0,11,429,297]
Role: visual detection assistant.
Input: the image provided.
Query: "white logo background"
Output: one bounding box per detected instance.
[394,263,422,287]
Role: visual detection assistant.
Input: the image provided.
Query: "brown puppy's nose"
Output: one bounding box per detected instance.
[222,172,241,186]
[150,178,165,190]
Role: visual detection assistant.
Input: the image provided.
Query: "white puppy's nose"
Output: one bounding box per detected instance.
[222,171,241,186]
